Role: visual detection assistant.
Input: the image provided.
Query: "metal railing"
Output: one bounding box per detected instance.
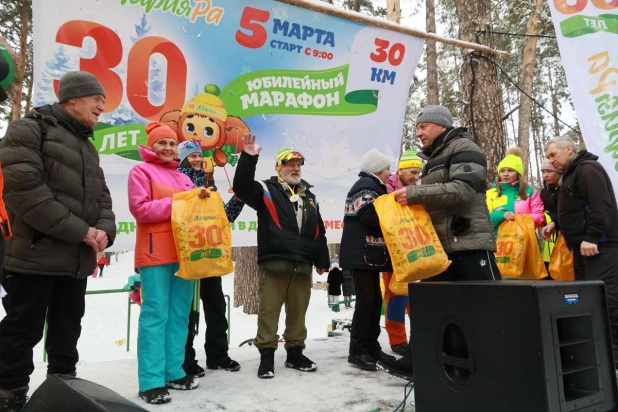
[42,289,231,362]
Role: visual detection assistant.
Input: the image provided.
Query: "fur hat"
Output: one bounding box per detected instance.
[359,149,392,174]
[58,71,105,103]
[398,149,422,170]
[497,147,524,176]
[146,122,178,147]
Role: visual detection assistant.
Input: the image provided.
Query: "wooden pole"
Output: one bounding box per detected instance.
[274,0,509,57]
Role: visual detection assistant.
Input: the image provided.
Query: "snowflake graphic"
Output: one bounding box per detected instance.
[312,11,322,22]
[272,4,289,20]
[240,65,252,75]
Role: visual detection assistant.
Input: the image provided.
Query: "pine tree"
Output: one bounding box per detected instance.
[101,14,152,125]
[35,46,75,106]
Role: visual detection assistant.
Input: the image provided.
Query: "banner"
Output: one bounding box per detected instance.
[548,0,618,200]
[32,0,424,251]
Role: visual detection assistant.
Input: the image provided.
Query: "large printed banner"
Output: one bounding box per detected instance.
[548,0,618,199]
[32,0,424,251]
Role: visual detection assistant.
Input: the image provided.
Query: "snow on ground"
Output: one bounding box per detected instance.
[0,253,414,411]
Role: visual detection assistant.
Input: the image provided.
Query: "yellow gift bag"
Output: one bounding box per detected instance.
[549,234,575,281]
[520,215,548,279]
[495,217,528,278]
[374,194,451,283]
[389,272,412,296]
[171,189,234,280]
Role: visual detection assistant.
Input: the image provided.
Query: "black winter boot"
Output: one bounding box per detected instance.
[165,374,199,390]
[285,347,317,372]
[391,342,411,357]
[258,348,275,379]
[138,387,171,404]
[377,355,414,381]
[348,353,377,371]
[369,350,397,364]
[0,386,28,412]
[183,361,206,378]
[207,357,240,372]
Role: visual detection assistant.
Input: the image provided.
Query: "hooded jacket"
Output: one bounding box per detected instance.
[556,150,618,248]
[486,181,545,234]
[405,127,495,254]
[128,145,194,271]
[0,103,116,277]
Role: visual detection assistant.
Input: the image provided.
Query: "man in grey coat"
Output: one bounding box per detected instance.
[394,105,500,281]
[379,106,500,381]
[0,71,116,410]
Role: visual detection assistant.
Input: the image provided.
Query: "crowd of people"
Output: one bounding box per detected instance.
[0,68,616,409]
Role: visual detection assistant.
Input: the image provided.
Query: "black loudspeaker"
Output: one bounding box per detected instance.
[409,280,618,412]
[22,374,147,411]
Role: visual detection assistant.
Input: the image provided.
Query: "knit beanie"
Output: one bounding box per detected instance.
[275,147,305,172]
[178,141,202,164]
[415,105,453,128]
[541,158,561,174]
[58,71,105,103]
[359,149,392,174]
[181,84,227,122]
[497,147,524,176]
[145,121,178,147]
[398,149,422,170]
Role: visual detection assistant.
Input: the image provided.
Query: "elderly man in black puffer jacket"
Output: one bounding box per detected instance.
[0,71,116,410]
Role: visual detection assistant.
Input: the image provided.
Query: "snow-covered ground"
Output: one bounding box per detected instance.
[0,253,414,411]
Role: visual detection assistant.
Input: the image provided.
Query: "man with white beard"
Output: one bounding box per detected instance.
[233,135,330,379]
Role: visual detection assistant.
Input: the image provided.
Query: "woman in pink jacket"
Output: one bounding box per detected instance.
[128,122,200,405]
[486,147,545,236]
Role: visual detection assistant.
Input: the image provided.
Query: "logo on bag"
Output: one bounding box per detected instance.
[564,293,580,305]
[190,248,223,261]
[406,245,436,263]
[480,259,487,267]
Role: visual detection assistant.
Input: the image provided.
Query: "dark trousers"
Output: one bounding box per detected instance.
[573,245,618,343]
[349,270,382,356]
[184,276,229,369]
[97,264,105,276]
[424,249,502,282]
[0,272,87,389]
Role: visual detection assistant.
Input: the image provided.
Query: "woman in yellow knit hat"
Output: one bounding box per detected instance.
[486,147,546,236]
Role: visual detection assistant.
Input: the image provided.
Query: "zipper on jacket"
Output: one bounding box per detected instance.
[149,233,153,254]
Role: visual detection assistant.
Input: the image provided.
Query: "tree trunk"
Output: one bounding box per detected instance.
[454,0,506,186]
[24,67,33,114]
[516,0,544,175]
[353,0,362,12]
[425,0,439,105]
[386,0,401,24]
[327,243,340,258]
[10,1,29,121]
[548,66,561,137]
[233,246,259,315]
[531,104,543,185]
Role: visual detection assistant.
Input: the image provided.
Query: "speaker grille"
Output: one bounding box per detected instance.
[556,314,601,405]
